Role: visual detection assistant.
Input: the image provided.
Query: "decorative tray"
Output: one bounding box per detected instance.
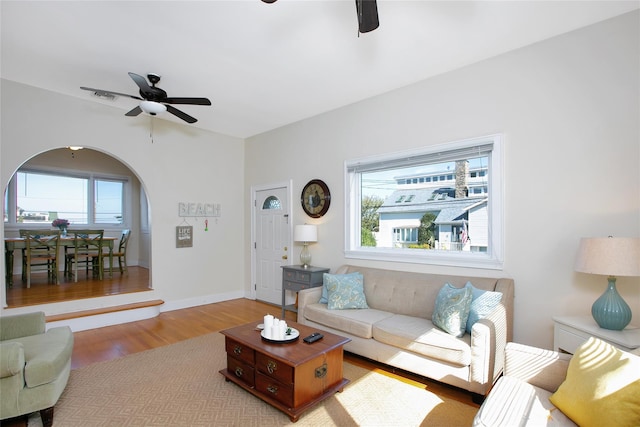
[261,328,300,344]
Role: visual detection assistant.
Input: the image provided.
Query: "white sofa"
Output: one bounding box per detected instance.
[297,265,514,399]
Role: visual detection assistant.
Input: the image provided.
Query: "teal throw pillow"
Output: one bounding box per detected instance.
[320,272,363,304]
[432,283,473,337]
[326,273,368,310]
[465,283,503,333]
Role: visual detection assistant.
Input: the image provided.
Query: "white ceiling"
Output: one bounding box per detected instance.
[2,1,638,139]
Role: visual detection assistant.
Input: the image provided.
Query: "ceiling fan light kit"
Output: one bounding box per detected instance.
[140,100,167,115]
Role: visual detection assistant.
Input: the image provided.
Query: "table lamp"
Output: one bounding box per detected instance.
[574,237,640,330]
[294,225,317,269]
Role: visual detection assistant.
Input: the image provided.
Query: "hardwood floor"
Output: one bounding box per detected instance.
[5,266,150,307]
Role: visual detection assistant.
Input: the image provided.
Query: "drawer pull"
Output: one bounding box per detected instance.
[315,363,328,378]
[233,345,242,355]
[234,367,244,377]
[267,360,277,374]
[267,384,278,394]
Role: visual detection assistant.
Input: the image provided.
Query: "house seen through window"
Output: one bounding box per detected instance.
[345,134,503,269]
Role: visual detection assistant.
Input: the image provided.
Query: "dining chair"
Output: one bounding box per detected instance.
[19,229,57,281]
[100,229,130,274]
[23,230,61,288]
[66,230,104,282]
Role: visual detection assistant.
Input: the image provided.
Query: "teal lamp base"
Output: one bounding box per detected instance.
[591,277,632,331]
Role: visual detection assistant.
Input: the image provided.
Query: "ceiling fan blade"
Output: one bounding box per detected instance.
[80,86,142,100]
[128,72,153,91]
[166,105,198,123]
[356,0,379,33]
[125,106,143,117]
[164,97,212,106]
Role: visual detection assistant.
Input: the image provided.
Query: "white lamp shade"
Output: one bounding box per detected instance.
[294,224,317,243]
[140,100,167,115]
[574,237,640,277]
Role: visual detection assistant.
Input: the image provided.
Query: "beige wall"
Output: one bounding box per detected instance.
[245,11,640,349]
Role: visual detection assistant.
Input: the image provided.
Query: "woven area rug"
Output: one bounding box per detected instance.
[29,332,477,426]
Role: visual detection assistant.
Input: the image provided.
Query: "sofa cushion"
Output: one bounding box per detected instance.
[326,273,369,310]
[320,272,363,304]
[473,376,576,427]
[373,314,472,366]
[466,284,503,333]
[432,283,472,337]
[5,326,74,388]
[549,337,640,427]
[303,303,394,339]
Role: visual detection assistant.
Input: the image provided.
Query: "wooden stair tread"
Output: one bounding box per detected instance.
[46,299,164,322]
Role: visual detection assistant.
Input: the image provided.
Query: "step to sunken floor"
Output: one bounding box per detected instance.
[46,299,165,331]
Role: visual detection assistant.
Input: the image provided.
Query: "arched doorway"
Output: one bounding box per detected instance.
[3,147,151,307]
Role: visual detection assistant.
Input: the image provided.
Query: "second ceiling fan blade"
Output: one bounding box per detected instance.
[125,106,143,117]
[164,97,212,106]
[128,72,153,92]
[356,0,379,33]
[166,105,198,123]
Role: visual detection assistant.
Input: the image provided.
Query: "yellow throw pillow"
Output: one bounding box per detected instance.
[549,337,640,427]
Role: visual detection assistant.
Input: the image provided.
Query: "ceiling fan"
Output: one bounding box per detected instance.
[81,72,211,124]
[261,0,379,34]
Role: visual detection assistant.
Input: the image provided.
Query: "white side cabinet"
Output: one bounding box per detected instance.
[553,315,640,355]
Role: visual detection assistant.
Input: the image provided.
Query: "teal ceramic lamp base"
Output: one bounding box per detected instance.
[591,276,632,331]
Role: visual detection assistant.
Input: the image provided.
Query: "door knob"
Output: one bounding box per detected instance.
[282,255,288,260]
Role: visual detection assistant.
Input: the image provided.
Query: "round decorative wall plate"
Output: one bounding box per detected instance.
[301,179,331,218]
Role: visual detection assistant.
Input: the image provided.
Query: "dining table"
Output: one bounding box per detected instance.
[4,236,117,287]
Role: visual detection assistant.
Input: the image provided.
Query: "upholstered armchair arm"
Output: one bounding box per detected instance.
[504,342,571,392]
[297,287,323,324]
[0,312,46,341]
[469,303,507,395]
[494,279,514,342]
[0,342,25,378]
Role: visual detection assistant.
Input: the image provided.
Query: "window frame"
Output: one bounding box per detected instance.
[4,166,131,230]
[344,134,504,270]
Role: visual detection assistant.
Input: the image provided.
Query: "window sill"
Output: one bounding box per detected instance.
[344,248,503,270]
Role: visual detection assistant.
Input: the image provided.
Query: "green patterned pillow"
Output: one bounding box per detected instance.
[432,283,473,337]
[326,273,368,310]
[320,272,363,304]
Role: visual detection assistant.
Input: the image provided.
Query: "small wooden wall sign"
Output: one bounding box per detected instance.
[176,225,193,248]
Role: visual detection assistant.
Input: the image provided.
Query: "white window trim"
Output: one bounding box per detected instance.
[344,134,504,270]
[4,166,131,230]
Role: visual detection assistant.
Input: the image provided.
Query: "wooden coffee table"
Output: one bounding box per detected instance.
[219,320,351,422]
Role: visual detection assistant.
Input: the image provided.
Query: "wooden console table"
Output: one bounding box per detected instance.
[219,320,350,422]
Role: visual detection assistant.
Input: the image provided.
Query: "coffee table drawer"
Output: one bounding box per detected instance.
[256,351,294,384]
[226,355,255,387]
[256,372,294,407]
[225,337,255,365]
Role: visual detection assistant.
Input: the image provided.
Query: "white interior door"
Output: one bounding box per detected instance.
[254,186,290,304]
